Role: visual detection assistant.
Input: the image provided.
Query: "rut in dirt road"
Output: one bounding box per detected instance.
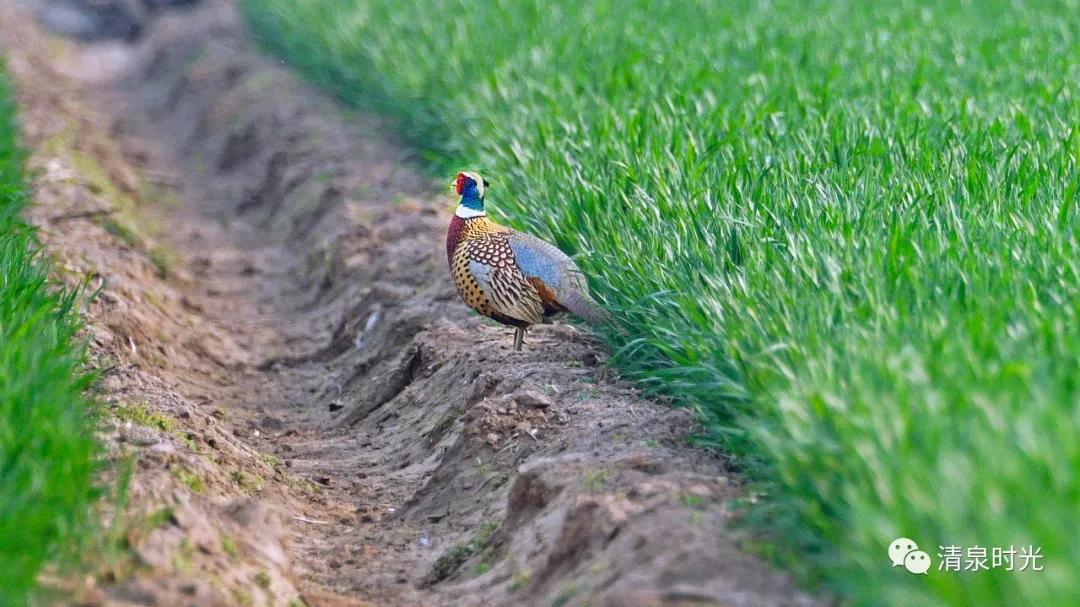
[10,1,825,605]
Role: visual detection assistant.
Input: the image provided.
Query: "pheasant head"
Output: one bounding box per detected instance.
[453,171,489,217]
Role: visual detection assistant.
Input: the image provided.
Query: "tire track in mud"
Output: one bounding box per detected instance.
[7,1,823,605]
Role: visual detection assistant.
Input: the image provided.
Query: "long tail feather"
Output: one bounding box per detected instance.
[561,288,610,325]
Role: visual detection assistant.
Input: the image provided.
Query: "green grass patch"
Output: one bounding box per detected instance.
[111,401,176,433]
[171,465,205,494]
[110,401,198,451]
[147,245,174,279]
[220,533,238,561]
[428,521,499,583]
[0,65,98,603]
[508,569,532,593]
[230,469,265,495]
[242,1,1080,604]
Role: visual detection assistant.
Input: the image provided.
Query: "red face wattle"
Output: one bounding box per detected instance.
[455,173,467,195]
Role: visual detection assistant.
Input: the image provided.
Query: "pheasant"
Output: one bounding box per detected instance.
[446,171,608,350]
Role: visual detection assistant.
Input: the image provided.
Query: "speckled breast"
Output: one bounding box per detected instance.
[448,216,511,317]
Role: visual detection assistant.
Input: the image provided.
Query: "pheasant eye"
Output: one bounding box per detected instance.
[483,179,490,188]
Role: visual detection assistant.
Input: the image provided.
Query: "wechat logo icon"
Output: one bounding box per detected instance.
[889,537,931,574]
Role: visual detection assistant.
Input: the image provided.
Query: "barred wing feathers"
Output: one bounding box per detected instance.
[463,236,545,325]
[507,231,610,324]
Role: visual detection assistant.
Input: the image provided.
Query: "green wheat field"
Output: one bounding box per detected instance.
[0,68,97,604]
[241,1,1078,605]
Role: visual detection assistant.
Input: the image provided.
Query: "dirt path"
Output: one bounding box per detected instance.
[4,2,823,605]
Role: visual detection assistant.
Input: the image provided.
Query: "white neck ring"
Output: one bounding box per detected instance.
[455,204,487,218]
